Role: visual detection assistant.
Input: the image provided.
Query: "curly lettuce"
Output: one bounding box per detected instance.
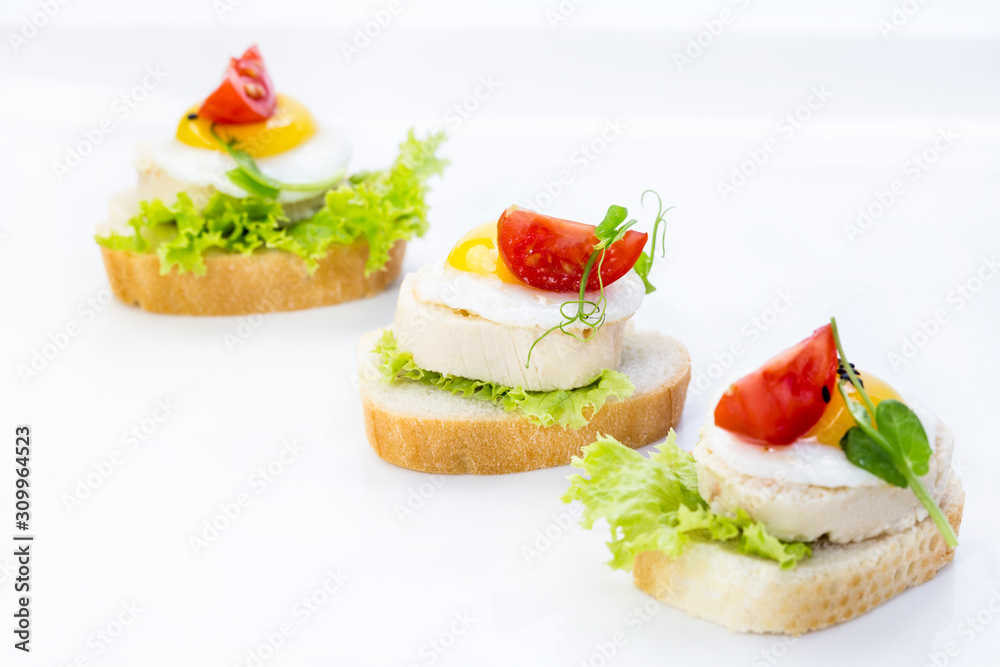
[562,434,812,569]
[96,130,446,276]
[373,330,634,430]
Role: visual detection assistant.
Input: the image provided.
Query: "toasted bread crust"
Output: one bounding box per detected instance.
[359,332,691,475]
[100,241,405,316]
[632,472,965,635]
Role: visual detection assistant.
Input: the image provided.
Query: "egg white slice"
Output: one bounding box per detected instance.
[412,260,646,330]
[141,125,351,204]
[703,395,939,488]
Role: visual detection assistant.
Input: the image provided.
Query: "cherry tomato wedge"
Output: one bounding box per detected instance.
[198,45,277,124]
[714,324,838,445]
[496,206,648,293]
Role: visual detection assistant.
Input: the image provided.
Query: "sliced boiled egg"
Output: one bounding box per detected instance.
[176,94,316,157]
[413,224,645,330]
[446,222,522,284]
[805,371,903,446]
[706,369,938,488]
[143,95,349,205]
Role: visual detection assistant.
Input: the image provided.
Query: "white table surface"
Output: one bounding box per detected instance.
[3,2,1000,665]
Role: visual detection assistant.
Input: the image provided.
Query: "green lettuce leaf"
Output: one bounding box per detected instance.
[95,130,446,276]
[562,434,812,569]
[373,329,634,430]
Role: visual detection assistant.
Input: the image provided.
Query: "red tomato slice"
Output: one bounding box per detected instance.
[714,324,838,445]
[198,45,277,124]
[497,206,648,293]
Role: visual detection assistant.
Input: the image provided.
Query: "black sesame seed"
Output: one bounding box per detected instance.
[837,363,864,388]
[187,113,198,120]
[822,385,831,403]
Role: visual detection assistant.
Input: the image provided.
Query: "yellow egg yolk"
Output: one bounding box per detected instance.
[447,223,523,284]
[806,371,902,446]
[175,94,315,158]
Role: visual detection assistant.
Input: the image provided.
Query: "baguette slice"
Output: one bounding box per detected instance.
[633,471,965,635]
[358,327,691,474]
[100,241,404,316]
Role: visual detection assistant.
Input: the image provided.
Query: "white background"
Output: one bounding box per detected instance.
[3,1,1000,665]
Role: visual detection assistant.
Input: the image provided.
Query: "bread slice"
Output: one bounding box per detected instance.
[632,472,965,635]
[357,327,691,474]
[100,240,404,316]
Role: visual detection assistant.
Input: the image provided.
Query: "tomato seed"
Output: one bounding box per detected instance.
[244,82,265,99]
